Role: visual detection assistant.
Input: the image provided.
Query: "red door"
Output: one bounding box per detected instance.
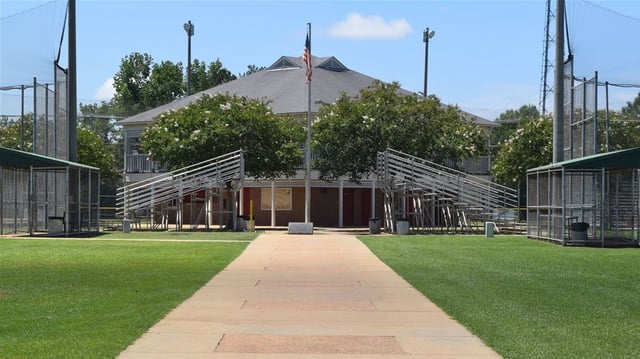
[242,187,251,215]
[360,188,372,225]
[343,188,354,226]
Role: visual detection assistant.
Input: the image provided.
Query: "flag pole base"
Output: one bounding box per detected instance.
[288,222,314,234]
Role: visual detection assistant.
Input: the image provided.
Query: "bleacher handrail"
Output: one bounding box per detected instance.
[116,150,244,217]
[377,149,518,213]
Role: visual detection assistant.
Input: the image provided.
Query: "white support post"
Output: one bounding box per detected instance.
[29,166,34,236]
[371,176,376,218]
[218,185,224,230]
[205,189,210,230]
[150,187,155,229]
[401,190,407,219]
[339,179,344,227]
[271,181,276,227]
[232,188,237,231]
[177,182,183,231]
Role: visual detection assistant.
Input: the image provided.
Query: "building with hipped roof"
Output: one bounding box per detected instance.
[118,55,495,228]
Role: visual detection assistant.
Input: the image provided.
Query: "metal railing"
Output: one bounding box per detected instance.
[125,151,490,176]
[116,150,244,218]
[125,153,167,173]
[378,149,518,218]
[443,156,490,175]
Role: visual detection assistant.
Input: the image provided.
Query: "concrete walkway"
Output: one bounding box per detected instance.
[118,231,501,358]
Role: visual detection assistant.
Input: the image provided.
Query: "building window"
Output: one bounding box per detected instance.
[261,187,292,211]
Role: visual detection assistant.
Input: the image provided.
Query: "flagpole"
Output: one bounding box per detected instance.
[305,22,312,223]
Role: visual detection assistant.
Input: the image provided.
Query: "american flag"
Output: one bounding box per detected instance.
[302,33,312,83]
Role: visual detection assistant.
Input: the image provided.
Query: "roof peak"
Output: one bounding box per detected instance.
[267,55,349,72]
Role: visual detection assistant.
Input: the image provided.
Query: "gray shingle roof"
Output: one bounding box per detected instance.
[118,55,494,127]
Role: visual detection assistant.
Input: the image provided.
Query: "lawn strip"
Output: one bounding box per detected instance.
[360,235,640,359]
[0,239,248,358]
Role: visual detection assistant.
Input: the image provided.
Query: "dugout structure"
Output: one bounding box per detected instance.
[527,147,640,247]
[0,147,100,236]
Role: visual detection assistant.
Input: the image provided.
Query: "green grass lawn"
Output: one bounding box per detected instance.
[0,237,253,358]
[360,235,640,359]
[94,230,258,241]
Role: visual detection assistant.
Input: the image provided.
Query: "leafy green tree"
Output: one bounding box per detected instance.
[190,58,236,93]
[599,111,640,152]
[143,60,184,108]
[112,52,154,116]
[112,54,184,115]
[239,64,266,77]
[0,115,33,151]
[83,54,241,116]
[621,91,640,119]
[495,105,540,123]
[0,114,57,155]
[190,59,208,93]
[77,111,122,144]
[77,126,119,181]
[595,92,640,152]
[491,105,540,156]
[492,117,552,187]
[141,93,304,178]
[79,103,125,199]
[79,101,116,117]
[312,81,487,182]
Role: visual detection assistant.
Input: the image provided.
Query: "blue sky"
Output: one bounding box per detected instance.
[2,0,640,120]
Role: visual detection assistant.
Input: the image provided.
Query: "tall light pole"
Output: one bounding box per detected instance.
[423,27,435,97]
[183,20,194,96]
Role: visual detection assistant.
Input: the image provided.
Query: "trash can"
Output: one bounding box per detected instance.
[123,219,131,233]
[570,222,589,241]
[237,215,249,231]
[396,218,410,235]
[485,222,495,238]
[369,217,381,234]
[48,216,65,235]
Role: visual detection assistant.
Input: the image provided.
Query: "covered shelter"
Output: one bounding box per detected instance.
[0,147,100,236]
[527,147,640,247]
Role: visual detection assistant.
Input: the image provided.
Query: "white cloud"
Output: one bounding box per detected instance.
[328,13,412,40]
[94,77,115,100]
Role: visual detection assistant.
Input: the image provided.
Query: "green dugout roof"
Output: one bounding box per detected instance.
[529,147,640,172]
[0,147,99,170]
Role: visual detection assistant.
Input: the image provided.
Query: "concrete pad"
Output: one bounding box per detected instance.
[242,299,376,311]
[256,279,361,287]
[264,264,386,272]
[118,230,501,358]
[124,333,223,353]
[208,269,398,283]
[149,317,476,338]
[215,334,404,354]
[119,354,411,359]
[160,307,462,326]
[398,336,502,357]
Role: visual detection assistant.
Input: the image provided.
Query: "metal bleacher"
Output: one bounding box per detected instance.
[116,150,244,230]
[377,149,520,233]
